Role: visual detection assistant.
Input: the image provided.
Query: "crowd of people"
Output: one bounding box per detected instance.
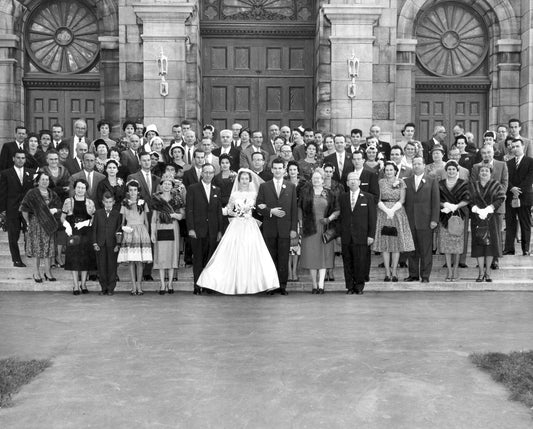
[0,117,532,295]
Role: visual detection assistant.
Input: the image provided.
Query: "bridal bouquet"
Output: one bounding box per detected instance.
[234,198,254,218]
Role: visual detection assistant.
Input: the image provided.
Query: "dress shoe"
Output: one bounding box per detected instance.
[378,262,385,268]
[523,251,530,256]
[33,274,43,283]
[458,263,468,268]
[311,288,318,294]
[490,261,499,270]
[88,274,98,281]
[266,290,275,295]
[44,273,56,282]
[143,275,154,281]
[364,275,370,282]
[476,275,484,282]
[484,274,493,282]
[392,276,398,282]
[421,278,429,283]
[159,289,166,295]
[383,276,391,282]
[14,261,26,267]
[398,262,408,268]
[280,289,288,295]
[81,287,89,294]
[73,288,80,296]
[355,290,364,295]
[403,276,419,282]
[318,288,324,295]
[108,291,114,296]
[442,263,447,268]
[168,288,174,294]
[346,289,354,294]
[503,250,515,255]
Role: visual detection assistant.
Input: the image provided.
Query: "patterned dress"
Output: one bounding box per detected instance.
[373,179,415,252]
[117,203,153,263]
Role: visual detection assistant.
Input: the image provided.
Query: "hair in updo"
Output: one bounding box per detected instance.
[237,170,252,183]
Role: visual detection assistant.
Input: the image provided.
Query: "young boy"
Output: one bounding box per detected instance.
[92,192,123,295]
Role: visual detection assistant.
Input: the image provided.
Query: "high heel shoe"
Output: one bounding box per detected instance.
[130,290,136,295]
[168,288,174,294]
[311,288,318,294]
[484,273,492,282]
[158,289,166,295]
[137,290,144,295]
[33,274,43,283]
[391,276,398,282]
[318,288,325,295]
[383,276,391,282]
[44,273,56,282]
[476,274,484,282]
[73,288,80,295]
[81,287,89,294]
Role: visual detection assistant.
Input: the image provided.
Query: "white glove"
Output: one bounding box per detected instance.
[443,202,453,211]
[449,204,458,212]
[74,219,90,230]
[63,220,72,236]
[385,208,395,220]
[477,208,488,220]
[122,225,133,233]
[485,205,494,214]
[441,207,452,214]
[471,206,479,214]
[222,207,228,216]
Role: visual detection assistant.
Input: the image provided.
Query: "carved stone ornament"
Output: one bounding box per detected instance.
[24,0,99,74]
[415,2,488,77]
[202,0,313,21]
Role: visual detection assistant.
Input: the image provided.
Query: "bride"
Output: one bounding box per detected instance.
[197,168,280,294]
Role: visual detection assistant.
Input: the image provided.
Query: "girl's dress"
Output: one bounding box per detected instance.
[117,203,153,263]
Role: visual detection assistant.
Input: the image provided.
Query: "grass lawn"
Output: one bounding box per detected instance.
[470,351,533,411]
[0,357,51,407]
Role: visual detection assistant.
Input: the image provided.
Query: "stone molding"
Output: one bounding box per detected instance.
[415,81,490,92]
[0,34,19,49]
[132,3,195,29]
[322,5,382,26]
[495,39,521,53]
[98,36,119,50]
[200,23,315,38]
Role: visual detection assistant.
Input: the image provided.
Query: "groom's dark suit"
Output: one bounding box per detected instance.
[257,178,298,293]
[186,180,223,293]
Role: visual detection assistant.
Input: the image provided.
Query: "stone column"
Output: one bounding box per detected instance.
[98,36,120,136]
[395,39,417,131]
[133,2,195,136]
[494,39,521,127]
[0,34,20,142]
[322,4,382,133]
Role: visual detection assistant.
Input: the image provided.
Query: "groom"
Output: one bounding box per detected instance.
[257,158,298,295]
[186,163,223,295]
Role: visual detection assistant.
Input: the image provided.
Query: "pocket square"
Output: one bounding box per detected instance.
[361,203,367,206]
[362,182,368,186]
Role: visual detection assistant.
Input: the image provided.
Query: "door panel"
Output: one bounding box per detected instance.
[202,37,313,132]
[26,89,100,139]
[416,92,487,147]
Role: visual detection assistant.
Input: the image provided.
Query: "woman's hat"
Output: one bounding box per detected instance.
[144,124,159,138]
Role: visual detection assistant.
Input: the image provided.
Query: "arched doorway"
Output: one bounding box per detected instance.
[200,0,315,133]
[23,0,101,139]
[414,1,489,145]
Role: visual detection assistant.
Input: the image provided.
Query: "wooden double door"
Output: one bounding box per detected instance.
[26,88,100,140]
[416,91,487,147]
[202,37,314,133]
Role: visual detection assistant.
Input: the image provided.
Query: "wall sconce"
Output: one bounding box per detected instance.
[157,47,168,97]
[347,51,359,99]
[185,36,192,54]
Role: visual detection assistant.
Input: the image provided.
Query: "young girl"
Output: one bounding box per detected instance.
[117,180,152,295]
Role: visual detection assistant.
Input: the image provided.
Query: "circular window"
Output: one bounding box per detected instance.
[415,2,488,77]
[25,0,99,74]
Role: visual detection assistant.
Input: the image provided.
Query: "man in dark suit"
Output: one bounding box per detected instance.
[323,134,354,190]
[69,152,105,202]
[504,138,533,255]
[213,129,240,171]
[63,119,88,158]
[350,150,379,201]
[251,152,273,182]
[240,130,269,169]
[264,124,280,157]
[186,163,223,294]
[183,149,205,189]
[51,123,64,150]
[404,156,440,282]
[339,172,377,294]
[369,124,391,160]
[64,141,88,175]
[0,149,35,267]
[0,126,28,171]
[92,192,122,295]
[120,134,141,175]
[256,158,298,295]
[471,144,509,267]
[422,125,448,163]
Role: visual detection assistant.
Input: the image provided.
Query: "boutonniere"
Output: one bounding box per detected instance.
[422,179,426,184]
[213,194,218,198]
[282,184,286,189]
[137,199,145,207]
[321,190,328,198]
[117,178,124,186]
[392,180,400,188]
[25,172,30,176]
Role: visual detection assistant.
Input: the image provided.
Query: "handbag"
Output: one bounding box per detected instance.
[447,215,464,236]
[511,197,521,208]
[156,229,175,241]
[474,221,491,246]
[322,227,338,244]
[66,235,81,247]
[381,226,398,236]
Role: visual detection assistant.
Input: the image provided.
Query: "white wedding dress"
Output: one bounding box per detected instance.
[197,187,280,295]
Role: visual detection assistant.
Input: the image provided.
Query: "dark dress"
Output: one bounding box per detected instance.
[96,178,126,210]
[437,179,470,254]
[470,180,505,258]
[64,199,97,271]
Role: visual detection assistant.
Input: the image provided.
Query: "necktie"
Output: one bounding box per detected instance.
[87,172,92,192]
[105,210,111,218]
[17,168,23,185]
[275,180,281,197]
[187,148,192,164]
[516,158,520,169]
[338,156,343,173]
[351,192,356,210]
[145,172,152,192]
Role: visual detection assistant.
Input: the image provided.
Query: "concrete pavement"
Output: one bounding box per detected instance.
[0,291,532,428]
